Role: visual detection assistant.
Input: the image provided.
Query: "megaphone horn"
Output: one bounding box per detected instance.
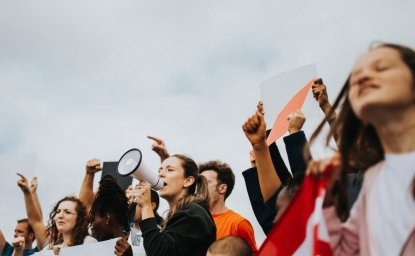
[117,148,164,190]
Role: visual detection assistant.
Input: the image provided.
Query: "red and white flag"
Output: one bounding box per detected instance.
[257,171,333,256]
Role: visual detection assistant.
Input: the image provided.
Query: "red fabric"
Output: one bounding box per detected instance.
[257,171,333,256]
[266,79,313,146]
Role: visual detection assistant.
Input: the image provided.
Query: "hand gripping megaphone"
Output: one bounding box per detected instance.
[117,148,164,190]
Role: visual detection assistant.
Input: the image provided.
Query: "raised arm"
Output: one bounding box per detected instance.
[79,159,102,213]
[242,102,282,202]
[284,110,311,176]
[16,173,47,249]
[29,177,43,221]
[147,136,170,162]
[312,78,337,128]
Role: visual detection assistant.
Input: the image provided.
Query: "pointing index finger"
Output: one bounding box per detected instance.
[16,172,27,180]
[147,135,162,144]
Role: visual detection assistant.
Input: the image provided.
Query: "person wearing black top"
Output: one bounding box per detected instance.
[242,129,309,235]
[242,104,309,235]
[134,154,216,256]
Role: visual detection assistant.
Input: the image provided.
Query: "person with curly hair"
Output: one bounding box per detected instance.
[45,196,96,252]
[15,173,95,256]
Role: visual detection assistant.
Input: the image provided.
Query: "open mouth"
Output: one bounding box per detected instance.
[160,182,168,189]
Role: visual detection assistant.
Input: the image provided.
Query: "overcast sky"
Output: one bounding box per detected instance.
[1,0,414,246]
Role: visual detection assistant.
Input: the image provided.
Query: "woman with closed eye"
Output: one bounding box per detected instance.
[308,43,415,255]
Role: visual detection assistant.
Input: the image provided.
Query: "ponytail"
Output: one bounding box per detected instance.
[163,155,210,225]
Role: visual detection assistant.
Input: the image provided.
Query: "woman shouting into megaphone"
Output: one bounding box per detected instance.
[133,154,216,256]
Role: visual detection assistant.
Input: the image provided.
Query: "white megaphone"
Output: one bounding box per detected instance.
[117,148,164,190]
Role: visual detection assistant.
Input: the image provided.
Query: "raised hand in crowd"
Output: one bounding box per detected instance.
[28,177,43,221]
[29,177,38,193]
[16,173,47,250]
[79,158,102,212]
[147,135,170,162]
[242,101,282,202]
[287,110,306,134]
[312,78,337,127]
[16,173,31,193]
[312,78,330,107]
[242,101,266,150]
[11,236,25,256]
[86,158,102,174]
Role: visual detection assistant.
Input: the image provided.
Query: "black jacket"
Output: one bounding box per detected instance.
[140,202,216,256]
[242,131,309,235]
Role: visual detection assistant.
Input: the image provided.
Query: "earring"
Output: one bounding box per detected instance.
[106,213,111,225]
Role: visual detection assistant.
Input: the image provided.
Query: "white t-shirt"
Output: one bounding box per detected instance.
[370,151,415,255]
[129,227,146,256]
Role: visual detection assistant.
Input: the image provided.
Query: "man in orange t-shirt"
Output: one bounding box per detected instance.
[200,161,257,253]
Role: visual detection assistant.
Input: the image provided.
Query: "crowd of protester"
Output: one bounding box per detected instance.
[1,42,414,255]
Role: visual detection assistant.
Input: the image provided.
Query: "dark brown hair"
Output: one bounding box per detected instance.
[199,160,235,200]
[17,218,35,242]
[46,196,89,247]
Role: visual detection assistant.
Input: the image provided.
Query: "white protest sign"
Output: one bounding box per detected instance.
[60,238,119,256]
[260,64,321,127]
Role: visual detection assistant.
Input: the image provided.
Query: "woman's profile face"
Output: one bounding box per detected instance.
[348,47,414,121]
[53,200,78,235]
[158,156,190,203]
[91,214,113,242]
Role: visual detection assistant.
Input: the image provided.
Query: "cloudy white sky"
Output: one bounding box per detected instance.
[1,0,414,246]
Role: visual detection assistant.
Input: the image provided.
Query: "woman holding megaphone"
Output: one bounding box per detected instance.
[133,154,216,256]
